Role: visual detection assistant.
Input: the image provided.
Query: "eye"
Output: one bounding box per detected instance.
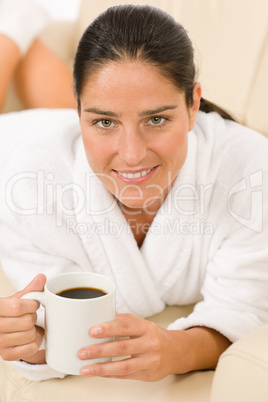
[148,116,165,126]
[92,119,116,130]
[98,119,114,128]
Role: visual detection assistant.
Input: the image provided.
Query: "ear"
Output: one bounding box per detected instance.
[188,83,202,131]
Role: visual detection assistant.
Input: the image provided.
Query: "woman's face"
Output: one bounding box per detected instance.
[79,61,201,213]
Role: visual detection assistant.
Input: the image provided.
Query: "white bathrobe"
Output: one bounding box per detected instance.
[0,108,268,380]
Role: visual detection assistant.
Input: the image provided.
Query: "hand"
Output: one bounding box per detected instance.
[0,274,46,363]
[78,313,188,381]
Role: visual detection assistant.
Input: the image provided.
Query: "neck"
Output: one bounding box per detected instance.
[118,203,157,248]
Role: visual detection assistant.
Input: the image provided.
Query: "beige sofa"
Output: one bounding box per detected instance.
[1,1,268,401]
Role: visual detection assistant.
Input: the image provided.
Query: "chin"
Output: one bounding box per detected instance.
[118,199,146,212]
[118,192,164,214]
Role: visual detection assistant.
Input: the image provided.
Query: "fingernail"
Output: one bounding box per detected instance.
[78,350,91,360]
[91,327,102,336]
[81,367,94,376]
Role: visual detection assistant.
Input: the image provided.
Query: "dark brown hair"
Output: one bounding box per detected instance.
[73,4,234,121]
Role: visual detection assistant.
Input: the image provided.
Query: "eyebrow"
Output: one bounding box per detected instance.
[139,105,178,117]
[84,107,118,117]
[83,105,178,118]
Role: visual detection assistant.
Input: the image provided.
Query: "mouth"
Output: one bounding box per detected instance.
[113,166,158,182]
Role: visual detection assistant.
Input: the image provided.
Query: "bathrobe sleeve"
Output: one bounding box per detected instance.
[168,219,268,342]
[168,124,268,342]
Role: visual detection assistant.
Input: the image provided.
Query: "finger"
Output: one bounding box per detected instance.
[14,274,47,299]
[0,330,44,362]
[0,274,46,317]
[81,357,163,382]
[99,369,153,381]
[0,327,38,348]
[101,373,147,380]
[79,337,146,360]
[0,313,37,333]
[0,298,39,317]
[90,314,146,338]
[81,356,143,377]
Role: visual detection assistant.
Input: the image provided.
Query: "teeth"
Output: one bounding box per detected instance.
[118,168,153,179]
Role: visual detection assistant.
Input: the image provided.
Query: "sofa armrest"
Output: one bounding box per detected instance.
[210,325,268,402]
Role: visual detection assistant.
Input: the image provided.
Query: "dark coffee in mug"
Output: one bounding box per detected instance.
[56,287,108,299]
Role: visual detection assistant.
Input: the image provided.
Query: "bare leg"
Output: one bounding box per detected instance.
[14,39,77,109]
[0,34,20,111]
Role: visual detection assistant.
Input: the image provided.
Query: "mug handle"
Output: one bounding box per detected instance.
[22,292,46,350]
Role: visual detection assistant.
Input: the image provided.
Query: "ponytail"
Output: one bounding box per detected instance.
[199,97,235,121]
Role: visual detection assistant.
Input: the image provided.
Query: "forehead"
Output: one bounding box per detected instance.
[80,60,183,108]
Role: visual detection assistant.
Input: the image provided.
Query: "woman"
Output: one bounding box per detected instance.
[0,4,268,382]
[0,0,76,112]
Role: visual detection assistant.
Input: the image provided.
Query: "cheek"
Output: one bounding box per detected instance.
[176,131,188,159]
[81,132,110,170]
[161,128,188,167]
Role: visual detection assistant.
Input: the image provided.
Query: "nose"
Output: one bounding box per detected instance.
[118,127,147,166]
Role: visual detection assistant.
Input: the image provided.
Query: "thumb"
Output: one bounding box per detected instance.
[13,274,47,299]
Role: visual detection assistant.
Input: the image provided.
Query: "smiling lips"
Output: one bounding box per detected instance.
[113,166,157,182]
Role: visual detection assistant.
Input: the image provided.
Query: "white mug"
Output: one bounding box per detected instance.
[22,272,116,375]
